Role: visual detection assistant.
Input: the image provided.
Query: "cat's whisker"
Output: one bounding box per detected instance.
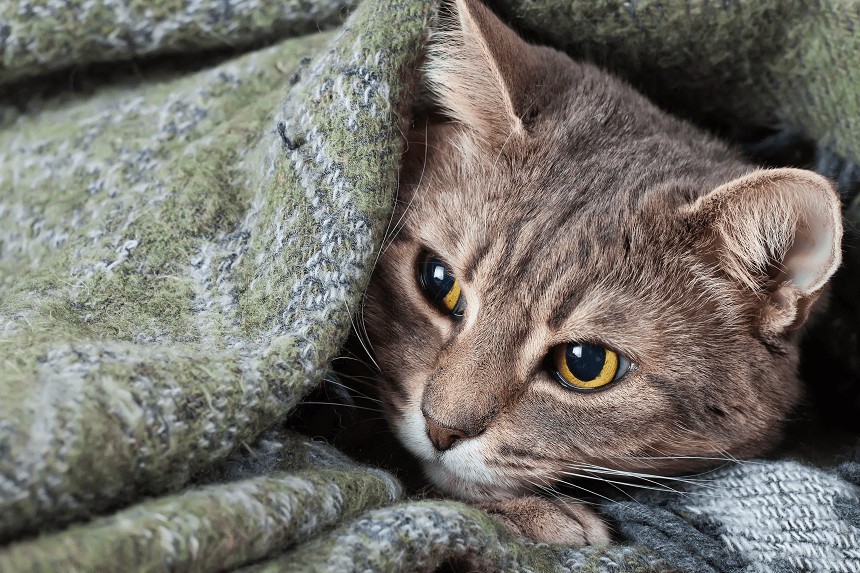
[378,120,429,258]
[375,192,404,267]
[378,200,423,270]
[613,454,738,478]
[556,470,639,501]
[375,168,414,265]
[322,376,382,403]
[664,423,762,469]
[521,467,621,505]
[614,443,735,469]
[521,476,556,494]
[548,477,620,505]
[558,468,687,497]
[343,299,382,372]
[532,466,723,506]
[595,469,722,499]
[628,454,762,465]
[522,477,601,508]
[357,301,379,370]
[565,463,689,491]
[378,201,414,257]
[576,465,712,486]
[332,354,377,366]
[298,401,385,414]
[328,371,380,390]
[332,352,383,381]
[558,465,722,501]
[710,443,757,467]
[613,453,661,472]
[329,370,380,384]
[415,481,438,499]
[342,334,380,376]
[569,462,718,490]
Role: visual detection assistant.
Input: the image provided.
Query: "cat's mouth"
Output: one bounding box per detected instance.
[422,460,529,502]
[395,406,529,502]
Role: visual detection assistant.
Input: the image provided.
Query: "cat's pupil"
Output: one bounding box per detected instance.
[418,254,466,318]
[566,343,606,382]
[423,257,455,300]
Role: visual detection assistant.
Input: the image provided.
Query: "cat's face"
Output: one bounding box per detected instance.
[364,0,842,502]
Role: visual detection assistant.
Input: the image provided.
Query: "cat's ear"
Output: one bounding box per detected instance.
[688,168,842,335]
[424,0,543,143]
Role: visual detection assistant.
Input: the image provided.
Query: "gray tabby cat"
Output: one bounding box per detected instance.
[363,0,843,544]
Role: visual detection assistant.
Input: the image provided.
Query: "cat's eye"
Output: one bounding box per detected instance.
[551,342,630,391]
[417,254,467,319]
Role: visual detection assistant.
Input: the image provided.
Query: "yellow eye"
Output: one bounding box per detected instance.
[418,254,466,318]
[551,342,630,391]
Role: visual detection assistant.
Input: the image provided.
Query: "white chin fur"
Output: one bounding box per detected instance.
[396,404,526,502]
[423,461,526,502]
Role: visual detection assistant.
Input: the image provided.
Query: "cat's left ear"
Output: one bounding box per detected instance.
[688,168,842,335]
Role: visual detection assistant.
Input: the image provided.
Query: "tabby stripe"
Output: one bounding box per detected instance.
[462,237,492,283]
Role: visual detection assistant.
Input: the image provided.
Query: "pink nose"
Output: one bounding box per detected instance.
[423,413,473,451]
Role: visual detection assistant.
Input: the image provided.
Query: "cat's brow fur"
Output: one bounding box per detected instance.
[364,0,842,544]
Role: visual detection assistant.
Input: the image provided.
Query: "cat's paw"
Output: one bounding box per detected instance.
[478,495,610,546]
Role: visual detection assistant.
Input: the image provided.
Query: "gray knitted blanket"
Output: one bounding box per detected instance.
[1,0,859,571]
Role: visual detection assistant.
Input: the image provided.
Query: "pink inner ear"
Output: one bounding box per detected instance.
[695,168,842,300]
[783,219,836,293]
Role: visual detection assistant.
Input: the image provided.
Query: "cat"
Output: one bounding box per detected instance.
[362,0,843,545]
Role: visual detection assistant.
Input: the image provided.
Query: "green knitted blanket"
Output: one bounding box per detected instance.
[2,1,859,571]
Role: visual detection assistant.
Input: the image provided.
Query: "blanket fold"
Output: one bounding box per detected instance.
[0,431,402,573]
[0,0,356,86]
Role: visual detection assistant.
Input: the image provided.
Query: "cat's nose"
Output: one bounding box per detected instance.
[423,413,473,451]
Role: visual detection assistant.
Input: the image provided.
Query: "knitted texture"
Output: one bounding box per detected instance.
[494,0,860,162]
[0,431,404,572]
[0,0,357,85]
[605,461,860,573]
[1,0,859,571]
[0,0,430,544]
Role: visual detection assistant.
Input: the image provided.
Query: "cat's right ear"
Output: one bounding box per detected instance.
[423,0,544,145]
[687,168,842,336]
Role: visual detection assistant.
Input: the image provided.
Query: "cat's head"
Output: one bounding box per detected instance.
[364,0,843,502]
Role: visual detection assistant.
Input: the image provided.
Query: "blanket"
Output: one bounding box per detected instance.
[1,0,859,571]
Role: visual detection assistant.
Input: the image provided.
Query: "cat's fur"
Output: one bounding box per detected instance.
[364,0,843,545]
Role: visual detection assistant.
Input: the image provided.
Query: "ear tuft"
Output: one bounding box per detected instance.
[423,0,542,144]
[689,168,842,333]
